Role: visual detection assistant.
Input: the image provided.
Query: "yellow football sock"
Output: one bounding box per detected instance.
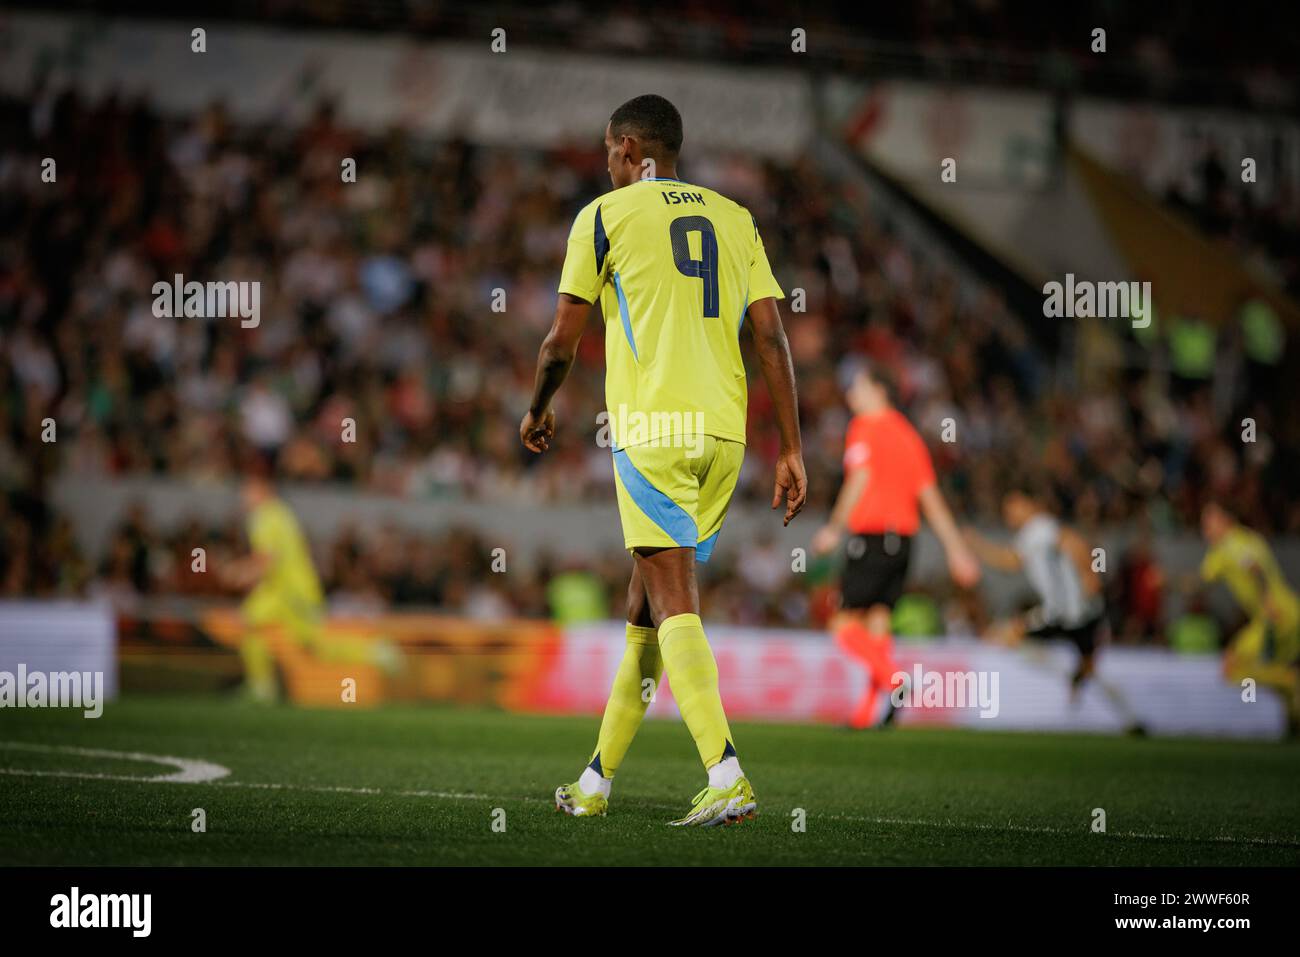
[588,623,663,778]
[658,613,735,770]
[238,634,277,700]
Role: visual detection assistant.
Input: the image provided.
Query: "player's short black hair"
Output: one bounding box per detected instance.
[1202,496,1236,518]
[244,448,277,480]
[841,355,898,403]
[1006,485,1035,503]
[609,94,683,159]
[1006,476,1051,507]
[861,358,898,402]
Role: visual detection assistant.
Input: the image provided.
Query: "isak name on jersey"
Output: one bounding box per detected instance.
[660,190,707,205]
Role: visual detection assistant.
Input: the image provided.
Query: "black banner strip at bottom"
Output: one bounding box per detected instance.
[0,866,1289,941]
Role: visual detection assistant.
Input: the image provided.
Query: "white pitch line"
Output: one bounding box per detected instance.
[209,779,491,801]
[0,741,487,799]
[0,767,486,801]
[3,743,1296,848]
[0,741,229,783]
[823,813,1300,848]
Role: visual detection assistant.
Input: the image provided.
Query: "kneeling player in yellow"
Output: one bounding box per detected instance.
[1200,501,1300,734]
[522,95,806,825]
[225,473,398,702]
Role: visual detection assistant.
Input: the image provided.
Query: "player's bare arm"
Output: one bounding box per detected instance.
[521,292,591,453]
[813,467,868,554]
[744,295,806,525]
[964,527,1022,573]
[919,484,981,586]
[223,551,270,590]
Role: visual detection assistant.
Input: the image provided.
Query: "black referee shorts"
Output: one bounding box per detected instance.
[1025,608,1106,657]
[840,532,913,611]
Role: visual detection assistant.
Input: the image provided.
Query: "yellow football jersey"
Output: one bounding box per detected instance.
[558,177,783,449]
[1201,525,1299,619]
[247,498,324,608]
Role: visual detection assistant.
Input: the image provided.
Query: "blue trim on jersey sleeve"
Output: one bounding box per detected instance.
[613,449,698,548]
[613,272,638,360]
[737,286,749,335]
[695,527,722,563]
[593,205,609,276]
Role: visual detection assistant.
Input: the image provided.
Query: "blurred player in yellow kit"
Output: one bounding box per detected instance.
[225,472,398,701]
[1199,500,1300,733]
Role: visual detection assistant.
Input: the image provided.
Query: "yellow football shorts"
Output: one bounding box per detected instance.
[242,587,324,647]
[611,435,744,562]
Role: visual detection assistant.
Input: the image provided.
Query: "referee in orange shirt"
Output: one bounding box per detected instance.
[813,359,980,728]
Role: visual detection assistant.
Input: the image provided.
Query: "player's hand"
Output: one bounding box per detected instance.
[772,450,807,526]
[811,524,842,556]
[986,617,1026,647]
[520,408,556,453]
[948,545,981,588]
[220,557,260,591]
[217,561,242,590]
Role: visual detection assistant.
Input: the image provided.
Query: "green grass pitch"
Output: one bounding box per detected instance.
[1,696,1298,866]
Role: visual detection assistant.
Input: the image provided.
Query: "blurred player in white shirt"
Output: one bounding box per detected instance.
[966,484,1143,733]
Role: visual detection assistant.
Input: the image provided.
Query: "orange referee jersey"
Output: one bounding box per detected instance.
[842,408,936,536]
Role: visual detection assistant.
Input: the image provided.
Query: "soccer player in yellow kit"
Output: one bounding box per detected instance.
[1200,501,1300,733]
[223,475,326,702]
[225,474,398,701]
[520,94,807,826]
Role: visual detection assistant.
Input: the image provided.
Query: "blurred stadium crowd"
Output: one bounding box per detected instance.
[8,495,848,632]
[0,78,1294,637]
[1163,148,1300,299]
[86,0,1300,110]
